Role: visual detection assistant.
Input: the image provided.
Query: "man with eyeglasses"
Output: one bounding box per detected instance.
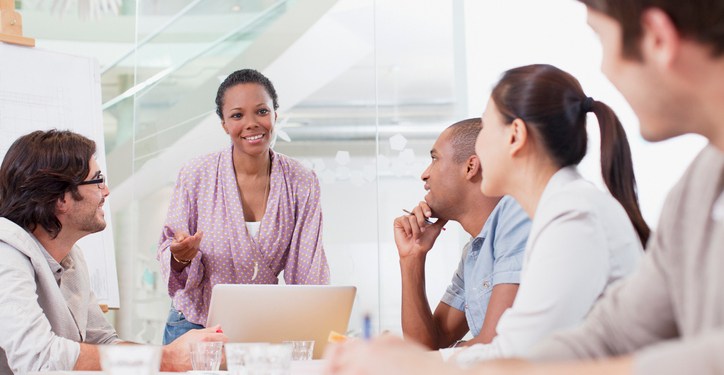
[0,130,226,373]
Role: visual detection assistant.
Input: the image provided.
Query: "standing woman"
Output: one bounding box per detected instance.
[455,64,649,363]
[157,69,330,344]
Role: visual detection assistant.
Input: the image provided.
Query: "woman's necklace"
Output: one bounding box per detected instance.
[251,157,272,281]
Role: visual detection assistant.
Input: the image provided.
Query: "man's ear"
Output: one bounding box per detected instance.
[509,118,528,157]
[640,8,680,68]
[464,155,481,180]
[55,194,70,215]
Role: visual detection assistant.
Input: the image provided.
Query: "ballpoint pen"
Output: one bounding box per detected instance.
[402,209,446,230]
[363,313,372,340]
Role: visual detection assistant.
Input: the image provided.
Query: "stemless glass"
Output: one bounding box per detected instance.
[245,343,293,375]
[282,340,315,361]
[225,343,268,375]
[190,341,223,371]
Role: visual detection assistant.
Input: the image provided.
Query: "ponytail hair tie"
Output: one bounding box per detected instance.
[581,96,594,113]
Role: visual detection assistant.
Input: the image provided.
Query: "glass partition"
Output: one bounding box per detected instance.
[113,0,467,341]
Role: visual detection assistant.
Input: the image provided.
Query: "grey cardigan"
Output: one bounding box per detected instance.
[0,218,119,373]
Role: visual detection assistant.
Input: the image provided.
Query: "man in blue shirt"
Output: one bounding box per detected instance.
[395,118,531,349]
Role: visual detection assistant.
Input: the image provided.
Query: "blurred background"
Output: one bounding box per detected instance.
[16,0,705,344]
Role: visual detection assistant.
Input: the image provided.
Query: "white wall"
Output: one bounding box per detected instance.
[463,0,706,227]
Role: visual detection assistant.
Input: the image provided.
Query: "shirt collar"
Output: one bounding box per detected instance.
[470,207,492,252]
[29,235,71,283]
[470,197,508,253]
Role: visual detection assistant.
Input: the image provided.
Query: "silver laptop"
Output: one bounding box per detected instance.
[206,284,356,359]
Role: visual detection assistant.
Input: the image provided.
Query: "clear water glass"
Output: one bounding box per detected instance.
[282,340,314,360]
[190,341,223,371]
[225,343,268,375]
[245,343,293,375]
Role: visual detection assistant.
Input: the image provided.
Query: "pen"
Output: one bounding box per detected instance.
[402,209,446,230]
[363,313,372,340]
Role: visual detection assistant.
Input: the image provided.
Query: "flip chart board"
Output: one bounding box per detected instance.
[0,43,120,308]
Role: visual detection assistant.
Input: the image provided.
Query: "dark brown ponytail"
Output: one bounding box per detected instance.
[491,64,650,246]
[590,100,650,246]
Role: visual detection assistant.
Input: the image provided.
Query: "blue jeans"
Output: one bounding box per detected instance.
[163,306,204,344]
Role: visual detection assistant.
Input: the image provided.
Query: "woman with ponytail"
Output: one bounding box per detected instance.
[450,64,647,364]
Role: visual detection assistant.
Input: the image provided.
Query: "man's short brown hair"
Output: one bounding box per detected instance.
[580,0,724,59]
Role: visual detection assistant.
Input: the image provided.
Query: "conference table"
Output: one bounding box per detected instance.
[29,359,327,375]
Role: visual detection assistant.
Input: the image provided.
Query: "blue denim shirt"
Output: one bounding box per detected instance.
[440,195,531,337]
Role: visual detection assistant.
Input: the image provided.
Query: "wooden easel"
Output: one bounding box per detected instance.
[0,0,35,47]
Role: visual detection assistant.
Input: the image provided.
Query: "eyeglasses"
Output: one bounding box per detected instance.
[78,173,106,189]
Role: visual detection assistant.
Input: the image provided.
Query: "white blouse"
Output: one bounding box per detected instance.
[245,221,261,238]
[453,166,644,365]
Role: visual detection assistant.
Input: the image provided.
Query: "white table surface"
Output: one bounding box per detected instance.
[29,359,326,375]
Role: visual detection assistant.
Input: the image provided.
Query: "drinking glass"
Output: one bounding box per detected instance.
[190,341,223,371]
[282,340,314,361]
[225,343,268,375]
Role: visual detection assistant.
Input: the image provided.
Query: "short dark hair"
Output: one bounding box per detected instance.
[215,68,279,119]
[447,118,482,164]
[491,64,650,246]
[579,0,724,59]
[0,130,96,238]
